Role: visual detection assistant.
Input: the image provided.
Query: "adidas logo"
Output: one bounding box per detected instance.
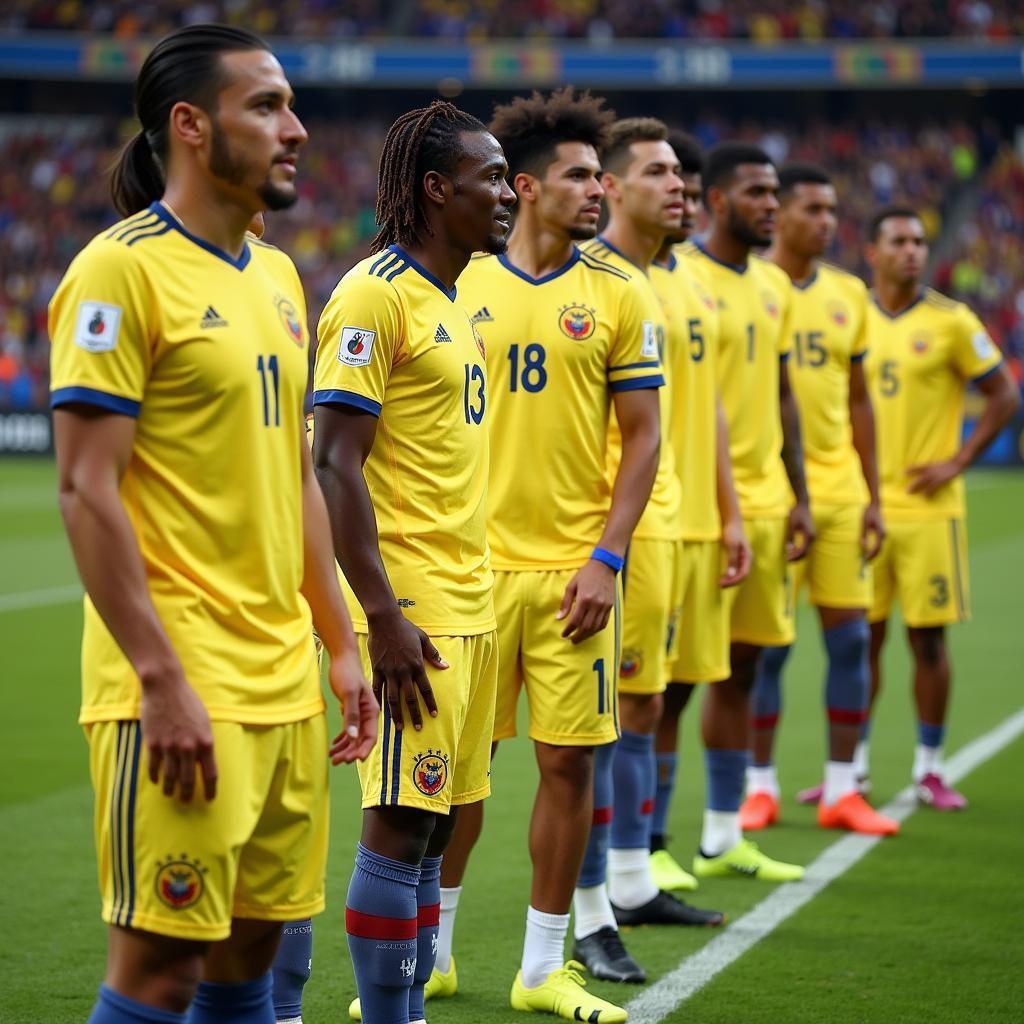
[200,305,228,329]
[434,323,453,344]
[470,306,494,324]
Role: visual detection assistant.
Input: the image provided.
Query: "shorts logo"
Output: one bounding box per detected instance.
[559,304,596,341]
[74,301,123,352]
[339,327,376,366]
[762,291,779,319]
[275,294,304,347]
[620,648,643,680]
[155,854,206,910]
[412,749,449,796]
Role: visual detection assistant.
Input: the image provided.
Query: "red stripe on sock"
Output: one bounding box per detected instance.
[753,714,779,730]
[828,707,867,726]
[640,799,654,816]
[593,806,613,825]
[345,908,417,941]
[417,903,440,928]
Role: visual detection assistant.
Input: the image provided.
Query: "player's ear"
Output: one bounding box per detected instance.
[169,100,207,152]
[600,171,621,203]
[512,171,536,203]
[421,170,450,209]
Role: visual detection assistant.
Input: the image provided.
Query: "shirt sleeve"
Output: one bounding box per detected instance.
[850,280,870,362]
[48,240,155,417]
[776,275,794,359]
[607,277,666,393]
[313,272,404,417]
[951,305,1002,382]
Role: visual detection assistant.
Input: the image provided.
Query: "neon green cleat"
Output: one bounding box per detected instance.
[649,849,699,892]
[348,956,459,1020]
[693,838,804,882]
[510,960,628,1022]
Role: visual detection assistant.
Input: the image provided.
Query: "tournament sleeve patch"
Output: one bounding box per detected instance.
[338,326,377,367]
[972,331,996,360]
[74,301,123,353]
[640,320,658,359]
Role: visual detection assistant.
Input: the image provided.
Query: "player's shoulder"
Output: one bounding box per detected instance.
[923,286,967,316]
[750,253,791,289]
[816,261,869,301]
[75,207,174,268]
[460,251,500,283]
[578,246,632,282]
[247,235,302,283]
[330,250,412,307]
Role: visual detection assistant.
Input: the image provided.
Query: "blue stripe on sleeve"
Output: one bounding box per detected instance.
[312,389,382,417]
[51,387,141,417]
[972,360,1003,384]
[850,350,868,362]
[608,360,662,373]
[609,374,665,393]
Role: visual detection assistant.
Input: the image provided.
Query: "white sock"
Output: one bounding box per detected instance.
[853,739,870,779]
[746,764,780,799]
[434,885,461,974]
[913,743,942,782]
[822,760,857,806]
[521,906,568,989]
[277,1018,302,1024]
[700,809,741,857]
[607,848,659,910]
[572,883,617,940]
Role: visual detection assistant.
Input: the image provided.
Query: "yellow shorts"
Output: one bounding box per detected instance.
[494,569,621,746]
[667,539,730,684]
[792,502,871,610]
[88,715,329,942]
[619,538,684,696]
[357,631,498,813]
[725,516,795,647]
[869,517,970,627]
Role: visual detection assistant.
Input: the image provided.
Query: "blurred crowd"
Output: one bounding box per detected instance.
[3,0,1022,41]
[0,114,1011,410]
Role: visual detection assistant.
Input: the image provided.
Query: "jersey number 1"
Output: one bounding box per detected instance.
[257,355,280,427]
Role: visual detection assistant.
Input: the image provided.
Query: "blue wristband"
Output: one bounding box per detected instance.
[591,547,624,573]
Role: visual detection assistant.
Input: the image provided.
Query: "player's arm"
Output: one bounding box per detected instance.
[312,404,444,730]
[849,358,885,560]
[715,396,752,586]
[779,356,815,561]
[298,433,377,763]
[54,407,217,803]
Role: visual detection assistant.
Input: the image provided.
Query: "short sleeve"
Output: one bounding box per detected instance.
[607,277,665,393]
[776,275,793,359]
[313,272,404,417]
[48,240,155,417]
[850,283,870,361]
[950,305,1002,382]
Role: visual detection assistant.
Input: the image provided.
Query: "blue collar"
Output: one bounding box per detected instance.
[694,238,748,275]
[871,290,925,320]
[498,247,580,285]
[150,202,250,270]
[388,245,457,301]
[652,251,677,272]
[793,268,819,291]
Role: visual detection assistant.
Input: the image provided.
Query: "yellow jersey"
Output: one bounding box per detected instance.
[865,288,1002,521]
[458,247,664,570]
[314,246,495,634]
[651,252,722,540]
[683,241,793,519]
[784,262,870,506]
[585,237,682,541]
[49,203,320,726]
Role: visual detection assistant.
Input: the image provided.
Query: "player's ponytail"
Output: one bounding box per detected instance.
[109,24,269,216]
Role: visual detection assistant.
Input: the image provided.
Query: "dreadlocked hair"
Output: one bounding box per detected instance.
[372,101,489,253]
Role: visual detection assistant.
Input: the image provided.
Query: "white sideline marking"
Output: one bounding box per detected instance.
[627,708,1024,1024]
[0,583,81,612]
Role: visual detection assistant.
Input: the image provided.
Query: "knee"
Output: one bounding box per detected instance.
[538,744,594,796]
[910,628,945,668]
[151,962,204,1013]
[363,807,436,864]
[621,692,664,733]
[426,810,457,856]
[759,644,791,678]
[728,647,760,694]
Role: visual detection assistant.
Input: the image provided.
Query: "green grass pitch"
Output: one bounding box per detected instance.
[1,458,1022,1023]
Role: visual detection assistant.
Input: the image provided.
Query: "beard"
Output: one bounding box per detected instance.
[727,203,771,248]
[209,120,298,212]
[483,232,509,255]
[566,223,599,241]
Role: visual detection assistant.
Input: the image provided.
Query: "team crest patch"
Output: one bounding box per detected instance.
[155,854,206,910]
[472,324,486,358]
[829,302,848,327]
[912,333,931,355]
[762,291,780,319]
[559,304,596,341]
[74,301,122,352]
[620,648,643,679]
[275,294,304,347]
[338,326,376,366]
[413,750,449,796]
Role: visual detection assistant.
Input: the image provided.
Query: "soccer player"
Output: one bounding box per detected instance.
[648,131,752,892]
[312,102,514,1024]
[48,25,376,1024]
[678,143,814,881]
[580,118,725,932]
[738,163,899,835]
[863,207,1019,808]
[435,88,663,1019]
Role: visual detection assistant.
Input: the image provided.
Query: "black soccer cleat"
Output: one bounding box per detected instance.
[571,926,647,984]
[612,890,726,927]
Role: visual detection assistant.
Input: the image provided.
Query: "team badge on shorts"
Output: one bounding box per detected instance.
[274,294,305,346]
[559,304,596,341]
[155,854,207,910]
[620,648,643,679]
[412,750,449,797]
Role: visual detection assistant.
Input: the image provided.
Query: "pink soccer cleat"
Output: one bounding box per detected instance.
[796,776,870,805]
[915,773,968,811]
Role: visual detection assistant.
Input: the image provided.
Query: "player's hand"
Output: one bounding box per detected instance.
[720,518,752,588]
[139,670,217,804]
[557,559,616,644]
[861,501,886,562]
[367,610,445,731]
[906,458,962,498]
[327,645,379,764]
[785,501,815,562]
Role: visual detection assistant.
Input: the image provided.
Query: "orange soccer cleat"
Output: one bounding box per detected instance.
[817,792,899,835]
[739,791,780,831]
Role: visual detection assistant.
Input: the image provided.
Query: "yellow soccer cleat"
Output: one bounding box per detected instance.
[649,849,699,892]
[510,960,628,1022]
[693,838,804,882]
[348,957,459,1020]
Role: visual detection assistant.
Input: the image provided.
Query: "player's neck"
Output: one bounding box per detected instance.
[767,243,817,286]
[505,221,576,279]
[601,217,659,272]
[654,235,681,266]
[160,184,253,260]
[401,237,470,293]
[703,224,749,269]
[874,277,922,316]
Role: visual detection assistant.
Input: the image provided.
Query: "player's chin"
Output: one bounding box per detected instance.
[483,232,509,255]
[259,180,300,212]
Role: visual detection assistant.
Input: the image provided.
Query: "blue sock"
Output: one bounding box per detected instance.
[409,855,442,1022]
[824,619,870,746]
[704,748,748,812]
[751,645,789,759]
[88,986,187,1024]
[651,752,677,848]
[346,843,419,1024]
[579,741,615,887]
[187,973,274,1023]
[918,721,945,748]
[611,731,656,849]
[271,919,312,1020]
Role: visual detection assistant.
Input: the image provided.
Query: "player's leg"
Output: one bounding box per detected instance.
[271,921,312,1024]
[651,682,696,855]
